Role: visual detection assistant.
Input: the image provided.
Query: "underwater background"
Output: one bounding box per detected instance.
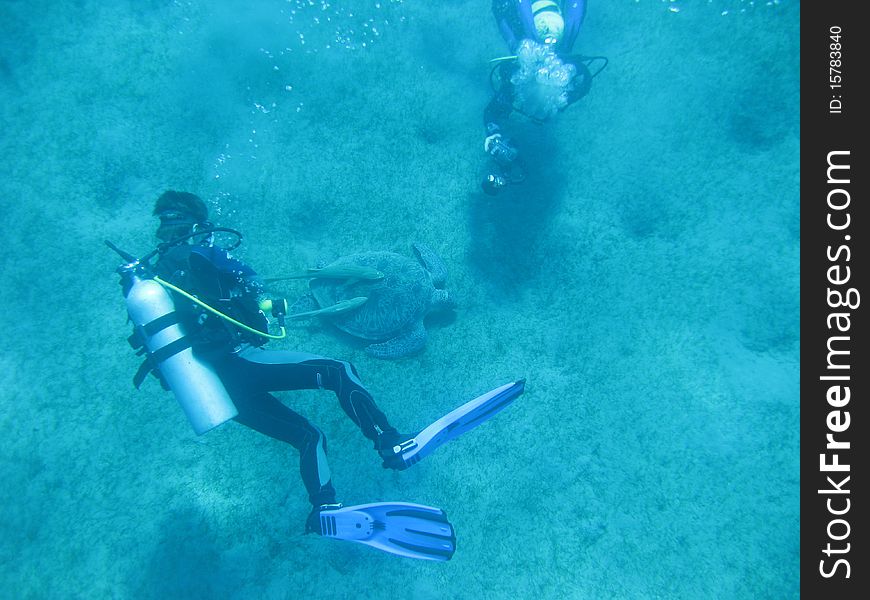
[0,0,799,598]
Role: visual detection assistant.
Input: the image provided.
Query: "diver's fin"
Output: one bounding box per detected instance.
[287,296,368,319]
[382,379,525,470]
[319,502,456,561]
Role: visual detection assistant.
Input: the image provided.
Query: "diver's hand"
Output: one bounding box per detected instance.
[484,133,503,155]
[259,298,288,318]
[484,133,519,165]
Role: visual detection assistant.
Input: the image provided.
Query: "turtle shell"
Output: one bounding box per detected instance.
[309,251,432,341]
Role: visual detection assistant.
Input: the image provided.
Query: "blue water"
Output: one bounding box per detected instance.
[0,1,799,598]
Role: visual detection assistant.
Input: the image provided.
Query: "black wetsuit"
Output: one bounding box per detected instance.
[152,242,398,507]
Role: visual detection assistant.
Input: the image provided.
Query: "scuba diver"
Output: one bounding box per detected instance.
[108,190,524,561]
[482,0,606,195]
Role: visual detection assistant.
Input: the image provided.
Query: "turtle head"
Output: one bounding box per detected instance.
[430,288,455,312]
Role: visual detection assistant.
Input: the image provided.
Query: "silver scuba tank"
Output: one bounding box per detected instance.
[125,275,238,435]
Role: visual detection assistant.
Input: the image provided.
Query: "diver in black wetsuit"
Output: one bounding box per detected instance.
[116,191,526,560]
[137,191,409,531]
[482,1,600,195]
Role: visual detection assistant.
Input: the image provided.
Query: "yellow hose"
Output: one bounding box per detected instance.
[154,276,286,340]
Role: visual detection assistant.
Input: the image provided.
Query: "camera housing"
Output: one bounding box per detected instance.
[481,173,508,196]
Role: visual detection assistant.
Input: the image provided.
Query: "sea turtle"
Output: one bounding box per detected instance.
[287,243,454,359]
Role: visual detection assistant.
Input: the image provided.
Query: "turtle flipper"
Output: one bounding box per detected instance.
[412,243,448,288]
[365,321,427,359]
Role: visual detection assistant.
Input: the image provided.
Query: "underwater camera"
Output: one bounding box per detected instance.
[485,134,519,165]
[481,173,509,196]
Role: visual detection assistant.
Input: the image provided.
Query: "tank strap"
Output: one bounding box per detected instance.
[141,312,181,337]
[149,336,193,365]
[132,336,193,390]
[132,357,172,391]
[133,360,154,389]
[127,330,145,350]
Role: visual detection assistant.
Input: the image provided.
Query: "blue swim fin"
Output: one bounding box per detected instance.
[382,379,525,470]
[319,502,456,561]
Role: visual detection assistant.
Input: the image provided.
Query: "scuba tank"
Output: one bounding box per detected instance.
[111,243,238,435]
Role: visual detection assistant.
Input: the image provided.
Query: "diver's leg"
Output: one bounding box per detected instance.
[232,347,399,445]
[231,391,337,508]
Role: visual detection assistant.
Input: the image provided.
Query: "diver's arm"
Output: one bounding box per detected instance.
[187,245,270,339]
[496,17,519,50]
[560,0,587,52]
[225,263,271,337]
[493,0,520,50]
